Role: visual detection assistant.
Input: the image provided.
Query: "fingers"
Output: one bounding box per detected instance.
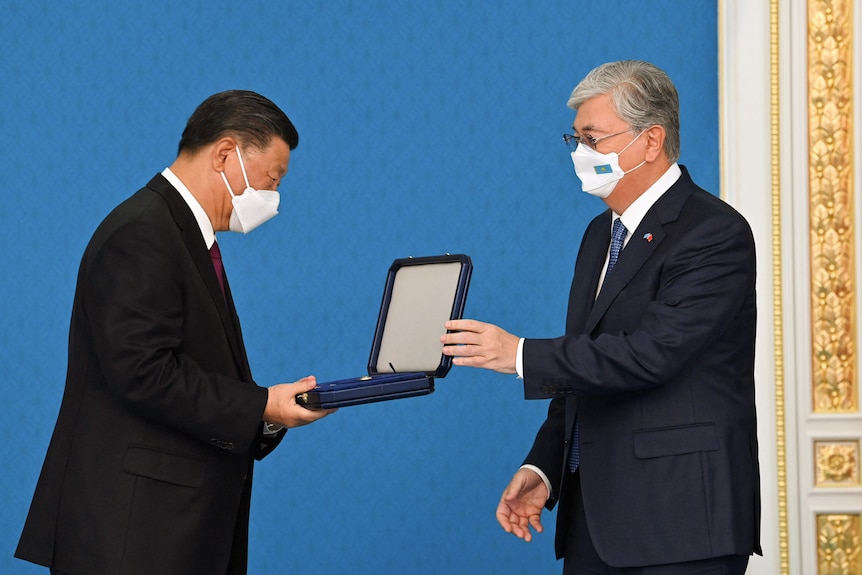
[496,501,529,541]
[496,476,544,543]
[264,378,336,428]
[444,319,485,333]
[529,514,544,535]
[441,319,492,345]
[294,404,337,422]
[287,401,337,426]
[289,376,318,393]
[289,377,335,420]
[440,320,519,374]
[496,500,514,533]
[501,508,542,542]
[499,509,534,542]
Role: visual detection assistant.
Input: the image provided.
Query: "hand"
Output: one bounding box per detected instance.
[263,376,336,428]
[496,468,548,542]
[440,319,520,374]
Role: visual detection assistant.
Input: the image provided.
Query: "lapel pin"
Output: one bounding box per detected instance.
[643,233,653,242]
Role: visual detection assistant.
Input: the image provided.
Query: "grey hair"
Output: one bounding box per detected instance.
[568,60,680,163]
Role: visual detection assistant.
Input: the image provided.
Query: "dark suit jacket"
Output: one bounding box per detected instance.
[16,174,286,575]
[522,166,761,567]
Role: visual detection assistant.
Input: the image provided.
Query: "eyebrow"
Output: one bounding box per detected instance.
[572,123,598,134]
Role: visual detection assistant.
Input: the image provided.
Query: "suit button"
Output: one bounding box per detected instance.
[240,472,247,481]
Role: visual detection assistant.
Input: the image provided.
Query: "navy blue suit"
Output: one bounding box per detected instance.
[16,174,284,575]
[522,167,761,567]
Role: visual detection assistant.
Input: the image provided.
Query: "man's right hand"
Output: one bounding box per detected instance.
[496,467,548,542]
[263,376,336,428]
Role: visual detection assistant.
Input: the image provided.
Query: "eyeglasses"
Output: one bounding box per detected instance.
[563,129,633,152]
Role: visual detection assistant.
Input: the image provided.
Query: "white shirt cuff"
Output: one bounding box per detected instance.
[263,422,284,435]
[516,338,525,379]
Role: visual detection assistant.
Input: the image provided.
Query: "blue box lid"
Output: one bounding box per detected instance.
[367,254,472,378]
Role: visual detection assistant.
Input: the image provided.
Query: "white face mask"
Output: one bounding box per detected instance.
[570,130,646,198]
[220,146,280,234]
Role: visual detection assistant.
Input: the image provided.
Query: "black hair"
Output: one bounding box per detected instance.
[177,90,299,156]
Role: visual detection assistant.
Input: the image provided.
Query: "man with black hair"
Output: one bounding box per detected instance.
[16,90,335,575]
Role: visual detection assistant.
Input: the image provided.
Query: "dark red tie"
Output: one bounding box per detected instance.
[209,241,226,300]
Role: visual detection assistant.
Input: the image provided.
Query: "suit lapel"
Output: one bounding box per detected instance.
[585,212,666,333]
[221,274,253,378]
[566,214,611,334]
[582,168,695,335]
[146,175,249,378]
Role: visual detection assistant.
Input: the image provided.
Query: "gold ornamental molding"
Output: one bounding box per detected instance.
[808,0,857,414]
[808,1,859,575]
[815,440,861,487]
[769,0,789,572]
[817,514,861,574]
[768,0,790,571]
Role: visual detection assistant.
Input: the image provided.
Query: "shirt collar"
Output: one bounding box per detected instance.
[161,167,216,249]
[614,162,682,240]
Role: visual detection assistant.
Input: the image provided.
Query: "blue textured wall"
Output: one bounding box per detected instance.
[1,2,717,573]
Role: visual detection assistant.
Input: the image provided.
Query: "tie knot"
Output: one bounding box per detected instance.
[210,241,222,260]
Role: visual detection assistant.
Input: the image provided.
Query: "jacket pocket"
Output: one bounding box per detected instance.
[123,445,206,487]
[633,422,719,459]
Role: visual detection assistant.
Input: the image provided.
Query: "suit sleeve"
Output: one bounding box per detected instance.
[522,398,567,508]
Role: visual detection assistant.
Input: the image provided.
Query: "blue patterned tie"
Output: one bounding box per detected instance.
[569,218,627,472]
[607,218,627,276]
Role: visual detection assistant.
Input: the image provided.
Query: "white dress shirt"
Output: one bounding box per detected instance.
[162,167,216,249]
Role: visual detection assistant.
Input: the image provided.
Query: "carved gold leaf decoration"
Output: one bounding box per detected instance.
[808,0,857,413]
[818,514,861,575]
[815,441,861,486]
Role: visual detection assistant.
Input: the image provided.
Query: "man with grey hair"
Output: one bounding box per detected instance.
[442,60,761,573]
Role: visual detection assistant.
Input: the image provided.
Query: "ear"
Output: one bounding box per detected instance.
[643,125,666,162]
[211,136,238,172]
